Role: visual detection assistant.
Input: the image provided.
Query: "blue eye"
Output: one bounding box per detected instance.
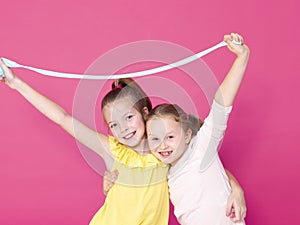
[126,115,133,121]
[110,123,117,129]
[151,137,159,141]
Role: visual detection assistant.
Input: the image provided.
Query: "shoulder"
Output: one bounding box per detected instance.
[108,136,167,168]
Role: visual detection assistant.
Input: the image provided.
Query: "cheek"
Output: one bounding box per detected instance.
[173,139,186,153]
[110,129,119,138]
[149,142,160,151]
[133,118,145,130]
[109,126,122,137]
[152,150,162,160]
[151,149,159,155]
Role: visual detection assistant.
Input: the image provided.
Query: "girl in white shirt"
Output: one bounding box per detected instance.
[146,33,249,225]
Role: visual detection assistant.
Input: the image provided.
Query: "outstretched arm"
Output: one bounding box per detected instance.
[215,33,250,106]
[0,60,111,159]
[211,33,249,221]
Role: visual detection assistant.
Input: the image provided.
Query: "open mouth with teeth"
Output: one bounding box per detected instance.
[123,131,136,140]
[158,151,173,158]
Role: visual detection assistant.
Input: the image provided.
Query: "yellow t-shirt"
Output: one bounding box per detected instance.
[89,136,169,225]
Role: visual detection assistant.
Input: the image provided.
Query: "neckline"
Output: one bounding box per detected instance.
[169,135,197,176]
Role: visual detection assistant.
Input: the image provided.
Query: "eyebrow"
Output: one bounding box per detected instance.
[148,130,175,137]
[165,131,175,136]
[107,110,135,124]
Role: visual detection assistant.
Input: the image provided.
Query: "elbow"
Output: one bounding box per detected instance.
[214,97,233,107]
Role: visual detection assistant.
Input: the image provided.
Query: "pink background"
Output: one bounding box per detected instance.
[0,0,299,224]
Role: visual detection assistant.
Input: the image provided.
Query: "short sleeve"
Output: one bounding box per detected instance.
[108,136,166,168]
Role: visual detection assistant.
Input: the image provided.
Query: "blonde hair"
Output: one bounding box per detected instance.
[146,104,202,137]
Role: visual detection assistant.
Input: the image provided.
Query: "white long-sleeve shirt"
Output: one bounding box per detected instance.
[168,100,245,225]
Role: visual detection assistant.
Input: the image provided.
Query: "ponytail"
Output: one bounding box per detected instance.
[187,114,203,136]
[101,78,152,116]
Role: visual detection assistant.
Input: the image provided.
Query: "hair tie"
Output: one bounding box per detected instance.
[114,85,123,89]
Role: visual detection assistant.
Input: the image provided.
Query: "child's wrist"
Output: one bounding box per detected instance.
[236,51,250,63]
[232,184,244,195]
[238,46,250,58]
[10,77,22,90]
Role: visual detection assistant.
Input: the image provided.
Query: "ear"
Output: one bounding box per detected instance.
[185,129,192,144]
[142,106,149,120]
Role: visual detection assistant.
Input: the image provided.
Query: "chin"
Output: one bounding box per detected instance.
[128,138,144,149]
[162,157,175,165]
[126,141,139,148]
[153,153,164,163]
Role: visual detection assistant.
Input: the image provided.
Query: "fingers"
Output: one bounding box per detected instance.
[224,34,232,43]
[241,207,247,220]
[236,33,244,44]
[230,33,243,43]
[224,33,244,45]
[0,59,6,81]
[226,199,246,222]
[103,181,114,195]
[103,170,119,193]
[104,171,114,183]
[0,58,8,72]
[105,170,119,182]
[226,200,233,216]
[105,182,114,190]
[226,200,239,222]
[224,32,249,57]
[0,58,13,81]
[231,205,247,222]
[232,206,241,222]
[0,58,5,66]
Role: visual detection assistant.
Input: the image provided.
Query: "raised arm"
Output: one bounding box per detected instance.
[0,60,112,160]
[215,33,250,107]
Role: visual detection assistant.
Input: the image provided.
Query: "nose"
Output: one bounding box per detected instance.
[160,139,168,150]
[119,122,129,133]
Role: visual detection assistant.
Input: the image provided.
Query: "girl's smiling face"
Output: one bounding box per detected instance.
[147,116,192,166]
[103,97,147,152]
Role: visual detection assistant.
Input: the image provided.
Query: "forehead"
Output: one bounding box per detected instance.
[103,98,138,121]
[147,116,182,135]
